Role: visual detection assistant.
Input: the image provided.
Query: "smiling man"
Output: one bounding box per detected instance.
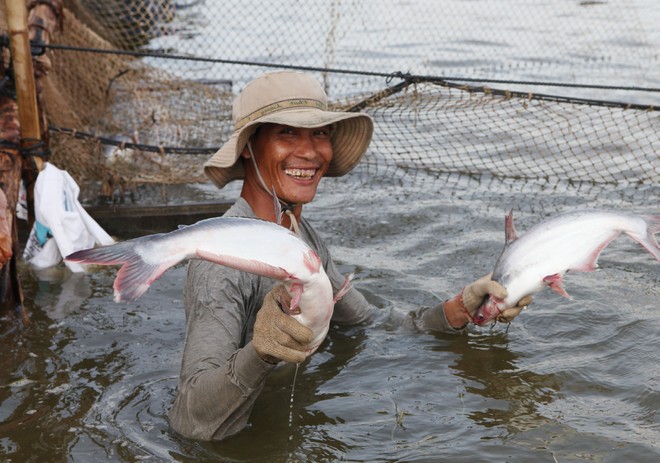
[167,71,531,441]
[240,122,333,225]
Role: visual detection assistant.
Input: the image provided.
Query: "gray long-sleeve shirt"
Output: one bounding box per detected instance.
[167,198,458,441]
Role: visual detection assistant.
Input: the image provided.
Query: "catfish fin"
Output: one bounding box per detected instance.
[570,231,620,272]
[632,215,659,261]
[504,209,518,244]
[543,273,570,298]
[196,249,290,280]
[67,241,180,302]
[286,282,304,315]
[302,249,322,274]
[333,273,354,303]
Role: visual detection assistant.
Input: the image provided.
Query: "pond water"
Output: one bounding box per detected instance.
[1,172,658,462]
[2,0,659,461]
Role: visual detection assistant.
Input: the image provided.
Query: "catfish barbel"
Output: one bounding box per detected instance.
[474,210,659,326]
[66,217,351,353]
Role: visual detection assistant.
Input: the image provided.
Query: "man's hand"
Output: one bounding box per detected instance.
[496,295,533,323]
[462,273,506,315]
[445,273,533,327]
[252,284,314,364]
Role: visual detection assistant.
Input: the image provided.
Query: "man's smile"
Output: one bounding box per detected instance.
[284,168,318,180]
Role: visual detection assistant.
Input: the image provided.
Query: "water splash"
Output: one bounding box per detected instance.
[288,363,300,433]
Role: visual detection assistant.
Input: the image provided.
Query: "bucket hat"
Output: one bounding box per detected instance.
[204,71,373,189]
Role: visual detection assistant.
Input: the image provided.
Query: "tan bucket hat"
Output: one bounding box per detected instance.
[204,70,374,189]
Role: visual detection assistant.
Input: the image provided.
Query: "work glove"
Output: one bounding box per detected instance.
[462,273,533,323]
[252,284,314,364]
[496,296,533,323]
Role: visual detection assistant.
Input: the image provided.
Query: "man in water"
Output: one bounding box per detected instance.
[167,71,531,440]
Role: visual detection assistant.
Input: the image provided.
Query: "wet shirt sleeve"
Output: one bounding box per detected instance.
[298,217,460,333]
[406,302,466,333]
[167,259,277,441]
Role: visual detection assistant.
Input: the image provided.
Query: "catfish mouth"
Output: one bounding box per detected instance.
[473,296,504,326]
[474,312,496,326]
[474,313,485,325]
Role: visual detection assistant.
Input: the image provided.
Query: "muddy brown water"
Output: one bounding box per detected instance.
[1,173,658,462]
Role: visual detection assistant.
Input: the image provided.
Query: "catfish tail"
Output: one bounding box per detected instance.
[643,215,660,260]
[66,240,181,302]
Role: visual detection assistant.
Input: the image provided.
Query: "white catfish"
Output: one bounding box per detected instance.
[474,210,659,326]
[66,217,351,353]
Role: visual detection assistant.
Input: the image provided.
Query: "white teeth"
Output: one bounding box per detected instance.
[285,168,316,179]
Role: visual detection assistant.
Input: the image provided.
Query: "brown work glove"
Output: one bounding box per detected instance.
[252,284,314,364]
[462,273,533,323]
[496,295,533,323]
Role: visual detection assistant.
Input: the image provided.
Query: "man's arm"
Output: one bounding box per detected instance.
[410,274,533,332]
[167,261,276,441]
[319,234,468,333]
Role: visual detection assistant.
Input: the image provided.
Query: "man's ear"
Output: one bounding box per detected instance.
[240,145,251,159]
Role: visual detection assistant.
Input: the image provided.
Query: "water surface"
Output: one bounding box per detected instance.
[2,174,658,462]
[2,0,659,461]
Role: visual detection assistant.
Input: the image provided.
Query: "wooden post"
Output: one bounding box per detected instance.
[0,0,63,320]
[5,0,43,170]
[0,0,48,322]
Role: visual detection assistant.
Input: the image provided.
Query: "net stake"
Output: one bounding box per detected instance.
[5,0,43,171]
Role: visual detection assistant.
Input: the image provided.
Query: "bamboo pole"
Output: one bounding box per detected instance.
[1,0,45,323]
[0,0,61,321]
[5,0,43,171]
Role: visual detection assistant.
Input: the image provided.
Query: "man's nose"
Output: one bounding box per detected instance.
[295,132,318,158]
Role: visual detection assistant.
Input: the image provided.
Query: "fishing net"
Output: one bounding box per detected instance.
[1,0,658,200]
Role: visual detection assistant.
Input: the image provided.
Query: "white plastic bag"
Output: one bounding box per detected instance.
[23,163,115,272]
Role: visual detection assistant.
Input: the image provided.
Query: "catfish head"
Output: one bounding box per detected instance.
[473,293,507,326]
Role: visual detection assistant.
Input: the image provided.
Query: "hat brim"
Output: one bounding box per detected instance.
[204,107,373,189]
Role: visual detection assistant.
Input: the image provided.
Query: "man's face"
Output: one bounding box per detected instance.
[245,123,333,205]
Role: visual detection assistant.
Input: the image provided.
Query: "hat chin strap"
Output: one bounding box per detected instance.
[246,141,300,235]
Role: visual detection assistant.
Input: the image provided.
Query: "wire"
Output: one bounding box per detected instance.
[40,43,660,94]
